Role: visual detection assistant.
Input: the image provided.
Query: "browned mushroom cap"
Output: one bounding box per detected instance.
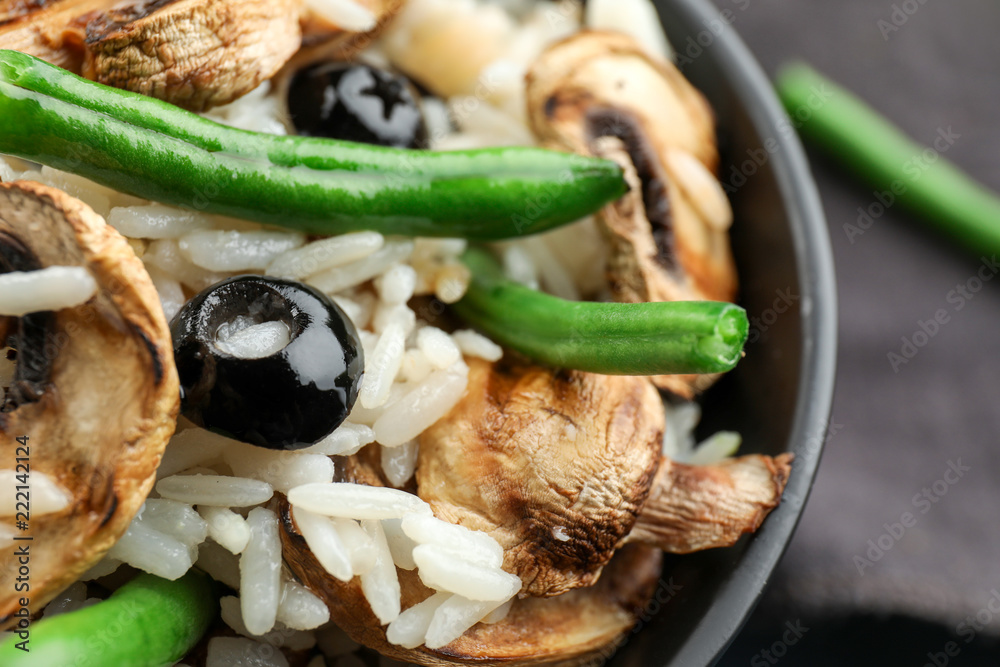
[526,31,739,398]
[418,357,663,599]
[0,181,178,627]
[416,359,790,594]
[0,0,300,110]
[279,492,663,667]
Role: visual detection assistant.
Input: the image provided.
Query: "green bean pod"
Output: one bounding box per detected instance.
[454,248,748,375]
[777,62,1000,256]
[0,571,216,667]
[0,49,627,240]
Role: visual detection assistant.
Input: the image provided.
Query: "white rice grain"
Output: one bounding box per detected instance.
[688,431,742,466]
[451,329,503,362]
[277,580,330,630]
[107,520,193,580]
[398,348,433,384]
[156,474,274,507]
[381,440,419,487]
[220,596,317,649]
[108,204,211,239]
[309,241,414,295]
[33,166,115,217]
[501,244,539,289]
[0,267,96,317]
[401,514,503,569]
[360,321,407,409]
[240,507,283,635]
[266,231,384,280]
[373,366,469,446]
[224,444,335,493]
[425,594,509,649]
[206,636,290,667]
[412,545,521,601]
[334,518,377,576]
[157,428,229,479]
[375,264,417,305]
[199,506,251,554]
[178,230,305,272]
[381,518,418,570]
[371,301,417,335]
[293,507,354,582]
[522,237,579,300]
[288,483,431,520]
[215,320,290,360]
[416,328,460,369]
[145,266,185,321]
[303,422,376,457]
[139,499,208,547]
[80,558,122,581]
[385,591,451,649]
[145,239,226,290]
[481,597,513,624]
[197,540,242,590]
[303,0,377,31]
[360,519,402,625]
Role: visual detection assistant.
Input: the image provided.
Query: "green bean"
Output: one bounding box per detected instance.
[0,49,626,240]
[454,248,748,375]
[0,571,216,667]
[776,62,1000,256]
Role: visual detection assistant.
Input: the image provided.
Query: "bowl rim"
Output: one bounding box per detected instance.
[657,0,838,664]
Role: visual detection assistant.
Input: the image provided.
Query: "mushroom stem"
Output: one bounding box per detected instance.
[627,453,794,553]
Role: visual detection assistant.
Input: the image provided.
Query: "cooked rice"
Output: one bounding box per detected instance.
[0,0,742,662]
[0,266,97,317]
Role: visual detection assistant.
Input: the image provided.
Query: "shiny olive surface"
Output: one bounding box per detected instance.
[170,275,363,450]
[287,62,428,148]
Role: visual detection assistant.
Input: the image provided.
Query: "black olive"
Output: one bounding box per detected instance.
[287,62,428,148]
[170,276,363,450]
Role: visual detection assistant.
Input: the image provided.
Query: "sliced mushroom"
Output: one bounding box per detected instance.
[0,0,402,110]
[280,492,663,666]
[0,0,300,110]
[417,359,790,597]
[278,358,789,661]
[0,181,178,627]
[526,31,739,398]
[417,358,663,599]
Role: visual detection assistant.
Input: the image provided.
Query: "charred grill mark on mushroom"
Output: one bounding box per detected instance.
[527,31,739,398]
[0,181,179,627]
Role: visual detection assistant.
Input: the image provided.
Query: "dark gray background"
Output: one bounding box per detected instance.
[704,0,1000,664]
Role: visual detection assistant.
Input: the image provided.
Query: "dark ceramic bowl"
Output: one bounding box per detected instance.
[602,1,838,665]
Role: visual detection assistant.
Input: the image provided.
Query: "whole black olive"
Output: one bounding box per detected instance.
[171,276,364,450]
[287,62,428,148]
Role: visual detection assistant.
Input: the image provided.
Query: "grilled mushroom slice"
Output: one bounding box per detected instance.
[0,0,405,110]
[526,31,738,398]
[0,181,178,627]
[418,358,790,598]
[280,495,663,667]
[279,359,790,662]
